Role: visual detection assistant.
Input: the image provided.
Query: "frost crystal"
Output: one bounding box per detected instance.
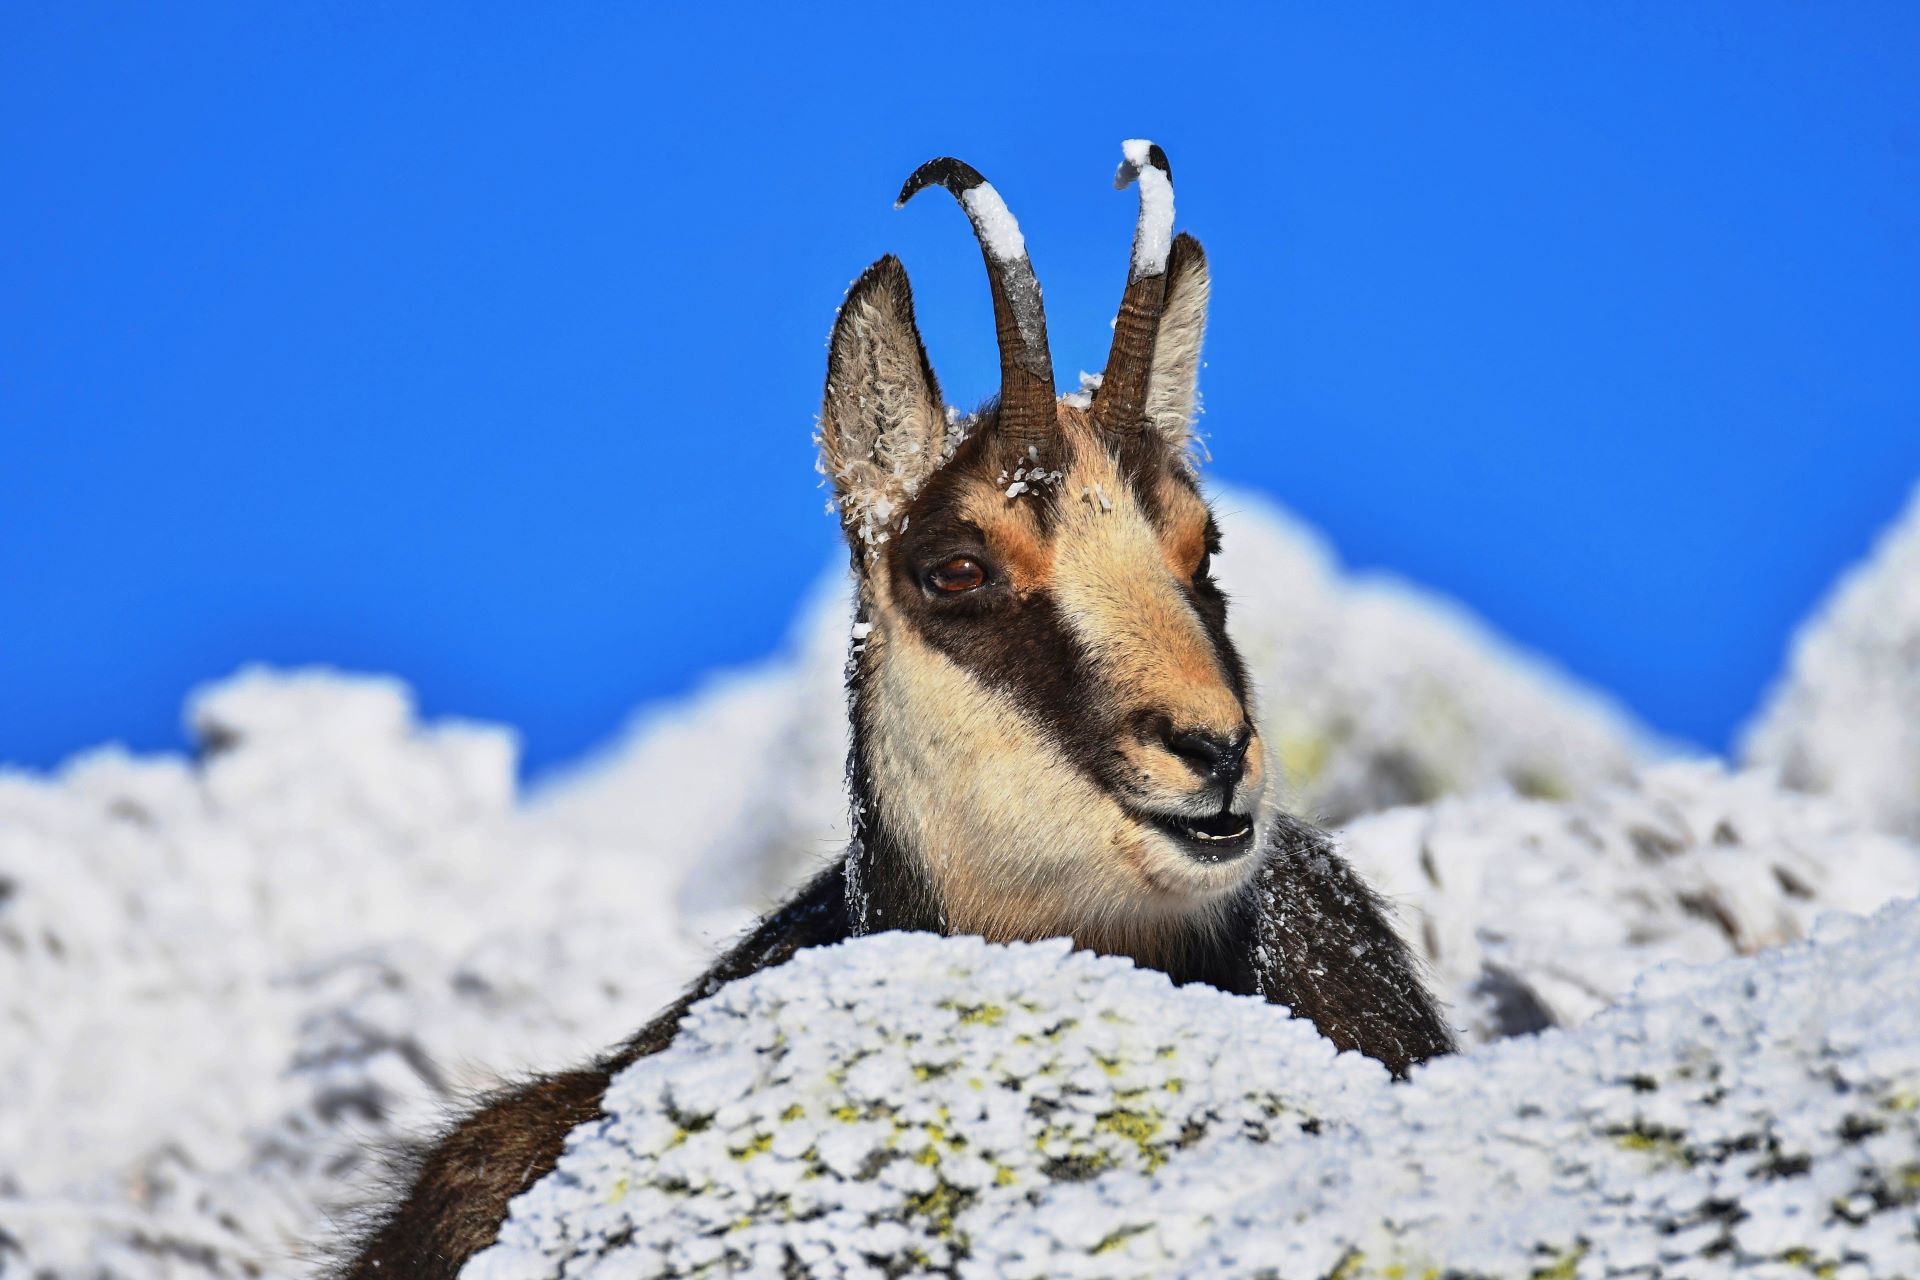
[1060,371,1102,410]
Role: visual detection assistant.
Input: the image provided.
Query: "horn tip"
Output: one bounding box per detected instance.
[897,156,984,208]
[1115,139,1172,189]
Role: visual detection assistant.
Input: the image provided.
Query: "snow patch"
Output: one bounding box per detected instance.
[959,183,1026,263]
[1116,138,1173,278]
[1059,370,1102,409]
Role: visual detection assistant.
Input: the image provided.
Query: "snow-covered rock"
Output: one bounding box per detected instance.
[1342,760,1920,1041]
[1210,491,1650,823]
[469,899,1920,1280]
[1746,482,1920,840]
[4,482,1915,1279]
[0,671,714,1277]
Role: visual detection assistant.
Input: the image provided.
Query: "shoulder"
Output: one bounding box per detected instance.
[1249,814,1457,1075]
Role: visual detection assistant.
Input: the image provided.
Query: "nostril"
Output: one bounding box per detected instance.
[1164,726,1250,785]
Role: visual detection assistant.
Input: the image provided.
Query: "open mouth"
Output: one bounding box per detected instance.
[1142,808,1257,863]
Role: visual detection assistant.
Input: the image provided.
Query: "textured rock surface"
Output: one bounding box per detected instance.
[1342,760,1920,1040]
[469,902,1920,1280]
[0,672,710,1277]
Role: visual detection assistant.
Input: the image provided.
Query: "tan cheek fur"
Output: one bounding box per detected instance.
[1049,427,1267,812]
[958,486,1053,592]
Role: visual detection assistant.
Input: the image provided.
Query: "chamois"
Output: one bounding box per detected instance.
[336,143,1453,1277]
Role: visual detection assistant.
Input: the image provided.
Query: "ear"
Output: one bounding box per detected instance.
[819,255,948,553]
[1143,233,1209,450]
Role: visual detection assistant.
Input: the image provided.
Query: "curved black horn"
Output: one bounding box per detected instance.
[1091,141,1174,436]
[898,158,1058,450]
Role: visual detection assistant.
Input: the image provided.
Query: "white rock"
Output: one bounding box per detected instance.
[1341,759,1920,1040]
[471,899,1920,1279]
[1745,481,1920,838]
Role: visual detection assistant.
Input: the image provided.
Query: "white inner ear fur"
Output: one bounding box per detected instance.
[1143,254,1210,451]
[819,284,946,554]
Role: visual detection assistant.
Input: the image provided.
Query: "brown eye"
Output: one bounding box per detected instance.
[927,557,987,593]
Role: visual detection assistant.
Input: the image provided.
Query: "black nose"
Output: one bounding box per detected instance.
[1164,725,1251,787]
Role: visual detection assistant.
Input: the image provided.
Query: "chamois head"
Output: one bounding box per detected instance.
[820,144,1266,957]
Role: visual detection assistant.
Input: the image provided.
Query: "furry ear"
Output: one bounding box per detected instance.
[1143,233,1210,450]
[819,255,948,553]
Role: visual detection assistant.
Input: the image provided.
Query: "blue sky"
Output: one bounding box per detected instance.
[3,4,1916,776]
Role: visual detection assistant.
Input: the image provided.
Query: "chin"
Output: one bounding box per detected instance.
[1132,814,1266,906]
